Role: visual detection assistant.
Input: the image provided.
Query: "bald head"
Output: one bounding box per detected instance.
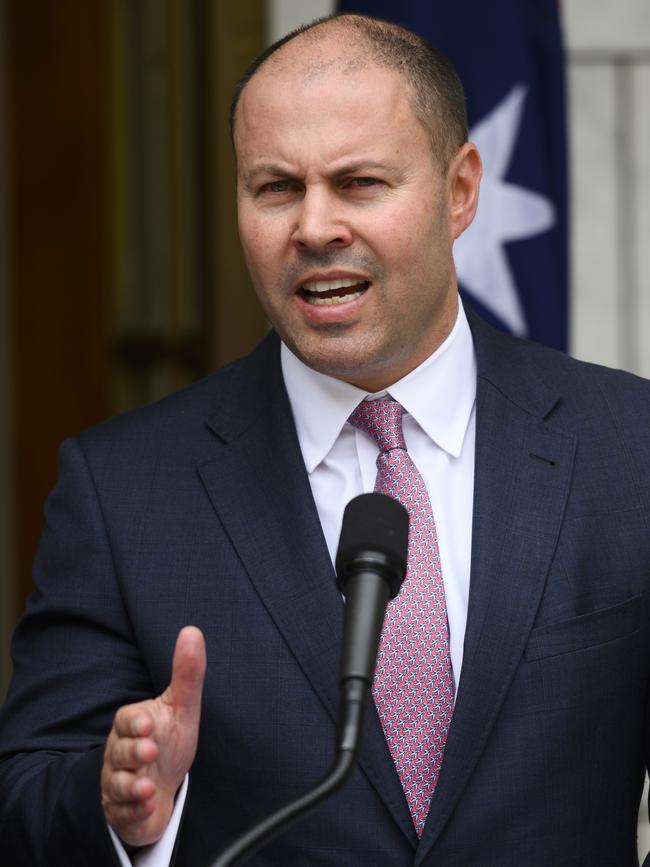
[230,13,468,169]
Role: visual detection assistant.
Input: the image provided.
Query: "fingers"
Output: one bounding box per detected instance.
[110,734,158,771]
[106,797,156,830]
[101,768,163,847]
[102,723,169,846]
[113,704,154,739]
[103,724,158,800]
[105,770,156,804]
[167,626,206,720]
[105,707,158,777]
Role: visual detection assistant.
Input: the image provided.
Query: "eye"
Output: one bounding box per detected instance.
[261,180,291,194]
[343,176,387,195]
[349,176,379,188]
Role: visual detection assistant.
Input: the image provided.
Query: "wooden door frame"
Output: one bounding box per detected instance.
[0,0,13,698]
[1,0,268,699]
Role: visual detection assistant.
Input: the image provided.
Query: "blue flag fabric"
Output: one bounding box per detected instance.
[337,1,568,351]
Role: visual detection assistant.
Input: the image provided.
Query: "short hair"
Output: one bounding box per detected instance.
[229,13,468,168]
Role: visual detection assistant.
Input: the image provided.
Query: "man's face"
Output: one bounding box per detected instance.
[235,48,475,391]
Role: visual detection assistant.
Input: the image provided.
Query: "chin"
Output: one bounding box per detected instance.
[308,354,387,389]
[286,330,390,383]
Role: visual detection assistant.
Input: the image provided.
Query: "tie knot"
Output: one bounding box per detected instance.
[348,398,406,453]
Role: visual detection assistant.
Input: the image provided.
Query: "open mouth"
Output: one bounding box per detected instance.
[300,278,370,306]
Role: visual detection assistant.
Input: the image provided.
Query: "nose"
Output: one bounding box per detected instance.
[291,187,352,252]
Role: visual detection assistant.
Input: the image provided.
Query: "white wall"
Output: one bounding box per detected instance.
[268,0,333,43]
[565,0,650,376]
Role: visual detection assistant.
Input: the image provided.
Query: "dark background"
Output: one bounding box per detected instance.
[1,0,269,695]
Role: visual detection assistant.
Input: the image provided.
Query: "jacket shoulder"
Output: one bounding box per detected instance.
[469,309,650,425]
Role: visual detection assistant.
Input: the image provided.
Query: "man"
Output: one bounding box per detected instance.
[1,13,649,867]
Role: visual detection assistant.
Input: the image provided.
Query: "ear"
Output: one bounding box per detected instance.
[447,142,482,241]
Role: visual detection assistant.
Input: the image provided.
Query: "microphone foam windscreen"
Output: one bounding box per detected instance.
[335,493,409,597]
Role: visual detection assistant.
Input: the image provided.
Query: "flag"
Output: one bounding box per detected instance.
[337,0,568,351]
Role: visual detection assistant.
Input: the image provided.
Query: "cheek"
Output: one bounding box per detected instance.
[376,199,444,264]
[371,212,417,262]
[407,209,452,278]
[239,213,291,280]
[239,225,276,282]
[379,225,432,282]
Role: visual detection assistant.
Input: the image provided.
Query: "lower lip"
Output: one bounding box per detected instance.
[294,286,371,323]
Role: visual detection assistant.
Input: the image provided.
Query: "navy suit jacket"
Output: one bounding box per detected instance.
[2,310,650,866]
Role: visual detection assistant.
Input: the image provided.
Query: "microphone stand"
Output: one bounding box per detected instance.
[209,677,366,867]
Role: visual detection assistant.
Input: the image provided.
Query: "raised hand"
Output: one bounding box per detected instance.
[101,626,206,847]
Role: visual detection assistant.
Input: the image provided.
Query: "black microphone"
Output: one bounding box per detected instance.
[335,494,409,754]
[210,493,408,867]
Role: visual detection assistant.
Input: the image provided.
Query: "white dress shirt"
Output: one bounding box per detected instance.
[282,301,477,688]
[112,301,477,865]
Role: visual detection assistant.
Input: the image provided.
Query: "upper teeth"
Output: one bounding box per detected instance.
[302,278,363,293]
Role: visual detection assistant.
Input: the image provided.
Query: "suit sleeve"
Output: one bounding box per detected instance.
[0,437,161,867]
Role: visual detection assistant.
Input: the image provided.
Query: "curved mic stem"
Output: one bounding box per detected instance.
[210,521,403,867]
[210,677,368,867]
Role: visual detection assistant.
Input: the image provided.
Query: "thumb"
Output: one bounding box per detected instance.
[167,626,206,721]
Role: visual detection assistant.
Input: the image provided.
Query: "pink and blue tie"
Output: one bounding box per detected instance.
[348,398,454,836]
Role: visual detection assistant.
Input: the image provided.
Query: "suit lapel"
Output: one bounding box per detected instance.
[198,334,417,847]
[416,315,577,863]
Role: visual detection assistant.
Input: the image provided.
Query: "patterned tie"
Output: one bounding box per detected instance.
[347,398,454,836]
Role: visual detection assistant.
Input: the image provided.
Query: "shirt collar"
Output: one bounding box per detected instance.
[281,301,477,473]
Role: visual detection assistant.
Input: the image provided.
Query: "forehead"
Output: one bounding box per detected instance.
[234,54,426,169]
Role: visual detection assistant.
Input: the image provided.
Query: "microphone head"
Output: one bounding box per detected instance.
[335,493,409,599]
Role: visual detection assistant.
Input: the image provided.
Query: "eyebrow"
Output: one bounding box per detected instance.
[239,164,295,185]
[242,160,393,187]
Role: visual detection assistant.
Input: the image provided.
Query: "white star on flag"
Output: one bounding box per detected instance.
[453,84,556,336]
